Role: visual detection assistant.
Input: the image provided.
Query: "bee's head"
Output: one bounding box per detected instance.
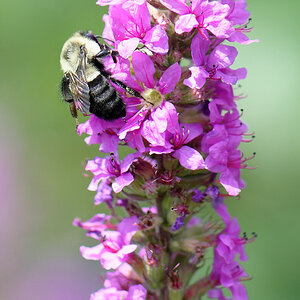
[60,31,101,73]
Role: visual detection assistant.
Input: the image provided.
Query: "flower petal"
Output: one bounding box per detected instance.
[191,32,210,66]
[117,38,140,59]
[112,172,134,193]
[227,31,259,45]
[127,284,147,300]
[132,51,155,88]
[118,216,139,244]
[172,146,205,170]
[183,66,209,89]
[120,152,140,173]
[158,62,181,94]
[209,45,238,69]
[144,25,169,54]
[80,244,103,260]
[159,0,190,14]
[175,14,199,34]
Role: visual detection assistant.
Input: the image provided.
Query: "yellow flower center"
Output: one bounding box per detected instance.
[142,89,163,107]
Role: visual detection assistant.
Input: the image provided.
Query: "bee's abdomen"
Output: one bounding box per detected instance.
[88,75,126,120]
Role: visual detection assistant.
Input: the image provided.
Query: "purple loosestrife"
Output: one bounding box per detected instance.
[74,1,257,299]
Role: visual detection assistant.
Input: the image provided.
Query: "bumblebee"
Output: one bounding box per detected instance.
[60,31,140,125]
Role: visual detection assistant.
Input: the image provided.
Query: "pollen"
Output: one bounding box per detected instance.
[142,89,163,107]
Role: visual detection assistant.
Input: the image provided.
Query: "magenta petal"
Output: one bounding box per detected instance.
[99,134,119,153]
[132,52,155,88]
[172,146,205,170]
[117,38,140,59]
[96,0,126,5]
[159,0,190,14]
[120,152,140,173]
[144,25,169,54]
[181,123,203,143]
[220,168,245,196]
[100,251,123,270]
[214,202,231,226]
[118,216,139,244]
[102,14,115,44]
[158,62,181,94]
[142,119,170,147]
[209,45,238,69]
[225,0,250,25]
[112,172,134,193]
[175,14,199,34]
[221,67,247,83]
[207,288,230,300]
[228,31,259,45]
[80,244,103,260]
[120,244,138,255]
[183,66,209,89]
[151,106,169,133]
[127,284,147,300]
[207,18,234,38]
[191,33,210,66]
[229,283,248,300]
[162,101,180,134]
[119,107,148,140]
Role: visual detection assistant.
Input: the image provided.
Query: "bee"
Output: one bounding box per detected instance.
[60,31,141,126]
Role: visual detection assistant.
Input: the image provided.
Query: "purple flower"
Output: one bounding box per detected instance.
[207,288,231,300]
[205,139,246,196]
[118,52,181,150]
[202,108,248,154]
[192,189,205,202]
[73,213,113,240]
[184,33,247,89]
[80,216,139,270]
[214,202,247,262]
[86,152,141,194]
[209,202,249,300]
[91,284,147,300]
[77,115,122,153]
[205,185,220,201]
[97,0,145,6]
[170,215,185,231]
[223,0,259,45]
[160,0,234,38]
[105,2,168,58]
[141,101,205,170]
[104,263,143,290]
[90,287,127,300]
[94,178,113,206]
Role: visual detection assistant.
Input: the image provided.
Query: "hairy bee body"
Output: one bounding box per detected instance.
[60,31,126,123]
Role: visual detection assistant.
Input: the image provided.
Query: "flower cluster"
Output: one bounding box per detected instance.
[74,0,257,299]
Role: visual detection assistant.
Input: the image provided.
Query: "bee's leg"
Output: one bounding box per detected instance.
[69,101,79,129]
[61,76,79,128]
[95,45,118,63]
[109,77,144,99]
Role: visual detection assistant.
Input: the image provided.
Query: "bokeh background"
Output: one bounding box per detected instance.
[1,0,299,299]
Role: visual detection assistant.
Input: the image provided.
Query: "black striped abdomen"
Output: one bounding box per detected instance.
[88,75,126,120]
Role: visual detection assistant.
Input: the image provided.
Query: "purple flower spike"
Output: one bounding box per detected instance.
[71,1,257,299]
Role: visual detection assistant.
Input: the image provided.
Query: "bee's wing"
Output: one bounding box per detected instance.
[69,48,90,114]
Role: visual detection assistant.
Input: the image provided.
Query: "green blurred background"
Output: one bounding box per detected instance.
[0,0,299,299]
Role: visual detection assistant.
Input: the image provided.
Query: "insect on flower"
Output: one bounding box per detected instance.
[60,31,143,126]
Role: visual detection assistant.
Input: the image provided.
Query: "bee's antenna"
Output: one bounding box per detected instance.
[95,35,115,45]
